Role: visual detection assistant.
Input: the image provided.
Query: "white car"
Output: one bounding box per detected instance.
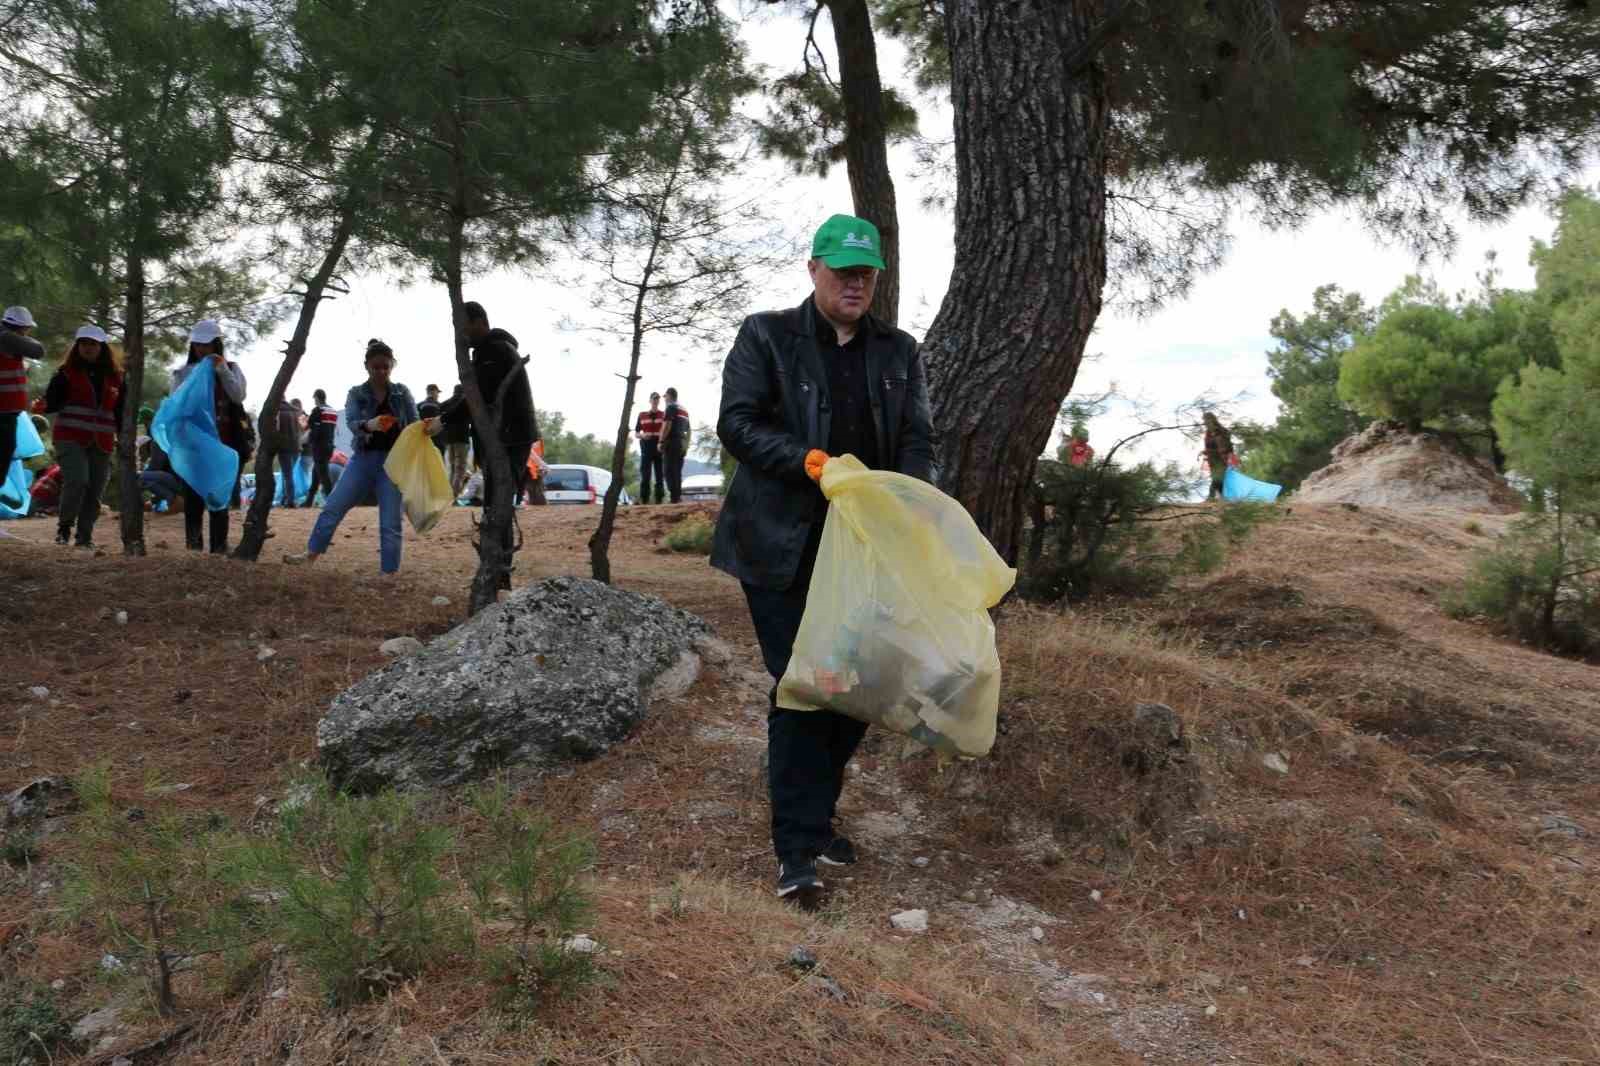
[543,464,632,505]
[680,472,724,500]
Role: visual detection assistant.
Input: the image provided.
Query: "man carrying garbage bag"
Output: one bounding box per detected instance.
[712,213,935,904]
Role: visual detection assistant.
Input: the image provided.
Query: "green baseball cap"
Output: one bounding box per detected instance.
[811,214,886,270]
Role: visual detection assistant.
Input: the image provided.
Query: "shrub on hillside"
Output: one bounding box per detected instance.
[235,775,468,1006]
[665,515,714,554]
[1020,457,1271,602]
[1446,516,1600,657]
[0,981,71,1064]
[466,779,598,1016]
[59,767,245,1016]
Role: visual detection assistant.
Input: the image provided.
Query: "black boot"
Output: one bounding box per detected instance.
[54,525,70,546]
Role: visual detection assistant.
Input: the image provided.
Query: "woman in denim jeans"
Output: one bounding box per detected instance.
[288,339,438,573]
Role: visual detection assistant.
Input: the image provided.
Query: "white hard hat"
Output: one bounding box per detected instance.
[75,324,109,343]
[2,306,36,328]
[188,318,223,345]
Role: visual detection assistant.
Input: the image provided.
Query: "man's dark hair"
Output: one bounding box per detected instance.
[664,387,678,400]
[462,300,488,324]
[313,388,326,402]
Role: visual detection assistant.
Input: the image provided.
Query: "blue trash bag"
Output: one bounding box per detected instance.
[1223,466,1283,503]
[0,413,45,518]
[151,367,239,511]
[274,453,311,505]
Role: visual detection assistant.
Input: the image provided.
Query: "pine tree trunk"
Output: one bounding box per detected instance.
[445,222,519,617]
[588,298,649,585]
[826,0,899,326]
[923,0,1109,564]
[117,250,148,557]
[233,216,354,561]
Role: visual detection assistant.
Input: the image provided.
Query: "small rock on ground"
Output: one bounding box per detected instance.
[1261,752,1290,774]
[379,636,424,658]
[890,909,929,933]
[256,645,277,662]
[562,934,600,954]
[430,596,451,607]
[28,685,49,699]
[71,1005,123,1042]
[786,946,818,971]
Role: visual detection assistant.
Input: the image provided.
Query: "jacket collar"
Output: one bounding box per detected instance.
[785,295,890,340]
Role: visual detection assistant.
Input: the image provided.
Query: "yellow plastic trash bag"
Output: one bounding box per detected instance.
[383,423,454,534]
[777,455,1017,758]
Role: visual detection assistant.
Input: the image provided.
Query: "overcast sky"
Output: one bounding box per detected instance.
[225,8,1586,478]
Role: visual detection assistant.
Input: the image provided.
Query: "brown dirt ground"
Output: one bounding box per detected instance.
[2,499,1598,1065]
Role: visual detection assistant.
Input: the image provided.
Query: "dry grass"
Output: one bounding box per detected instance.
[3,500,1600,1064]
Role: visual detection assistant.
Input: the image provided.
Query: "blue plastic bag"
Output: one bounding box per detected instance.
[1223,466,1282,503]
[0,413,45,518]
[152,366,239,511]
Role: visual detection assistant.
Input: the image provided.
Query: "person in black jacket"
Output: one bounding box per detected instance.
[418,384,448,458]
[306,388,339,506]
[711,214,935,905]
[438,301,538,514]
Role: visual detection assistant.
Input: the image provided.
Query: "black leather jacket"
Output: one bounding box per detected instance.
[711,296,936,591]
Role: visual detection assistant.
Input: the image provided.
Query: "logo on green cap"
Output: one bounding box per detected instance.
[812,214,887,270]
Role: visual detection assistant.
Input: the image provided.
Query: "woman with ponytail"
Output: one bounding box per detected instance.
[289,339,438,573]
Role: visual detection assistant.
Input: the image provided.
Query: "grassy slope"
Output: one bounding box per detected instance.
[1,500,1596,1065]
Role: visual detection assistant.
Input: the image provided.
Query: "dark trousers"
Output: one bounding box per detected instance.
[639,440,664,503]
[663,445,686,503]
[491,441,533,507]
[183,474,238,553]
[743,532,866,862]
[0,411,17,477]
[308,452,334,505]
[275,449,298,507]
[56,441,111,544]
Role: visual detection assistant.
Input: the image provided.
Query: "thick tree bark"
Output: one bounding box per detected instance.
[233,215,354,561]
[825,0,899,326]
[923,0,1109,564]
[117,249,147,557]
[445,218,520,617]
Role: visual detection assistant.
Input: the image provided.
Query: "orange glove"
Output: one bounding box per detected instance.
[368,415,397,432]
[805,449,829,483]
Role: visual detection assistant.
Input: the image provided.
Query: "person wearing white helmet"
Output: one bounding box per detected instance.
[38,325,124,547]
[171,319,248,553]
[0,306,46,484]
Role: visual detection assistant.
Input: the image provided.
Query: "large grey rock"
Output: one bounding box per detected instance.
[318,576,711,791]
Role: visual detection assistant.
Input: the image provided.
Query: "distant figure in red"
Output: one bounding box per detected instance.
[1066,425,1094,467]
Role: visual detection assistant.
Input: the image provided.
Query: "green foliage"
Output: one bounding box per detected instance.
[466,779,598,1015]
[665,515,715,554]
[235,775,466,1006]
[0,981,71,1065]
[1494,191,1600,512]
[1446,516,1600,658]
[1,823,39,866]
[1236,285,1374,489]
[754,65,919,178]
[539,410,640,487]
[1334,273,1543,469]
[59,767,244,1016]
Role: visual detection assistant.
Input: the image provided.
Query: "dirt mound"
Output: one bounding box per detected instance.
[1296,420,1524,513]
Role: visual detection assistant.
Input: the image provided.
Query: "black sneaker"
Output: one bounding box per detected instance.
[776,857,823,902]
[816,835,858,867]
[54,529,70,545]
